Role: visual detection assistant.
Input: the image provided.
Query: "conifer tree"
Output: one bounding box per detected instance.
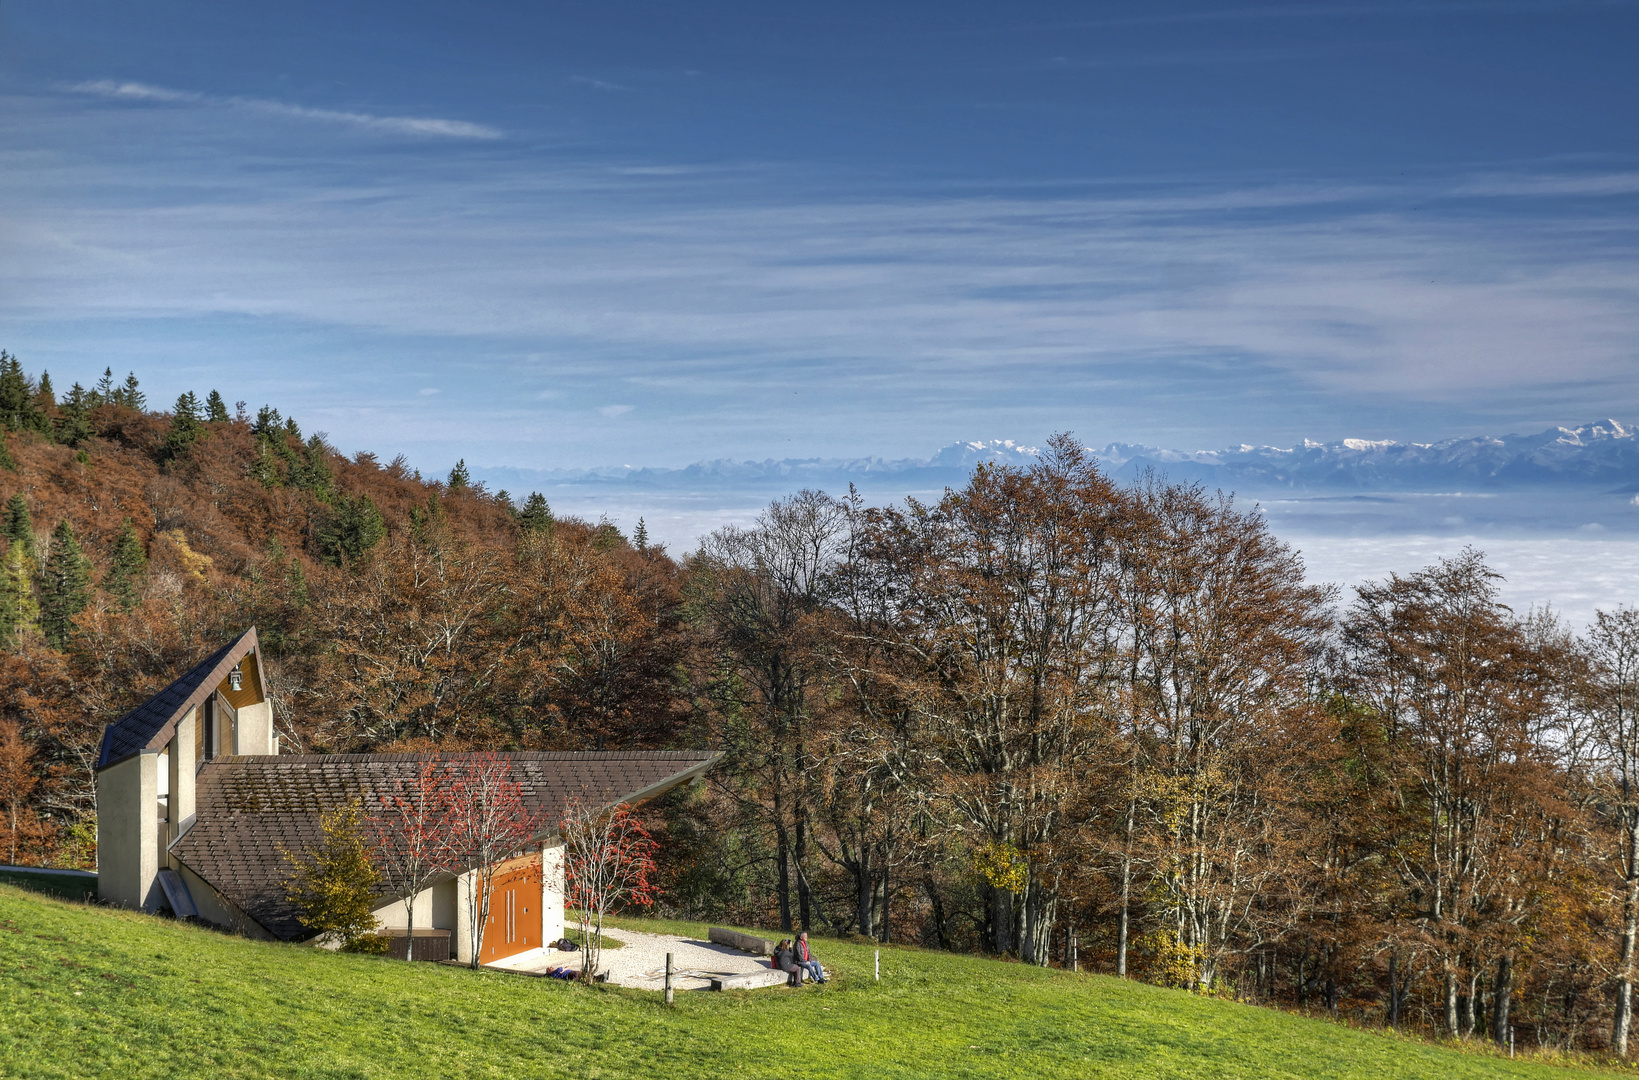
[0,354,37,433]
[34,372,54,410]
[39,520,91,649]
[253,405,283,439]
[93,367,115,405]
[0,435,13,473]
[519,492,552,533]
[163,391,205,461]
[317,494,387,566]
[494,490,513,513]
[633,517,649,552]
[56,383,94,446]
[103,518,147,612]
[447,459,470,492]
[3,495,35,561]
[205,390,230,423]
[0,540,39,646]
[110,372,145,410]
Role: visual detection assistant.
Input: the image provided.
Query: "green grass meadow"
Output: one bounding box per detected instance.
[0,880,1623,1079]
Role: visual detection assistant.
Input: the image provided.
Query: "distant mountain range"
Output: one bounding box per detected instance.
[1095,420,1639,492]
[477,422,1639,496]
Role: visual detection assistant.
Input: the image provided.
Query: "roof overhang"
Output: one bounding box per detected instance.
[96,628,267,772]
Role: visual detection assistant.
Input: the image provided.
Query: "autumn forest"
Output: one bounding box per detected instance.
[6,352,1639,1056]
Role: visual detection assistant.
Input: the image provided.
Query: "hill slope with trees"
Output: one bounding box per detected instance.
[8,351,1639,1058]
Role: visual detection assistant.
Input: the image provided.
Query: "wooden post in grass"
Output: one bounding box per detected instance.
[665,951,674,1006]
[1071,932,1078,974]
[875,949,880,982]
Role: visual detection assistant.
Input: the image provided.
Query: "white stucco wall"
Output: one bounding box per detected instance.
[233,700,274,756]
[167,708,195,844]
[371,877,459,931]
[542,838,565,943]
[95,752,160,911]
[174,862,277,941]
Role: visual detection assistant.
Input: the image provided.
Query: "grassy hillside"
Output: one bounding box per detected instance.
[0,883,1619,1080]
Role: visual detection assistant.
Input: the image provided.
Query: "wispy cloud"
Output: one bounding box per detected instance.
[6,85,1639,460]
[570,75,634,92]
[599,405,635,418]
[66,79,502,140]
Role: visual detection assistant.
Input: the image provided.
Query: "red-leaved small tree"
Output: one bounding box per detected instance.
[367,755,456,961]
[561,799,659,983]
[446,753,537,967]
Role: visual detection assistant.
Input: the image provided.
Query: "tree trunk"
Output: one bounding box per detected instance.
[795,814,812,932]
[1116,851,1132,977]
[1617,819,1639,1056]
[775,831,794,933]
[989,883,1013,955]
[1445,971,1460,1036]
[924,873,951,950]
[1388,951,1401,1029]
[1019,879,1056,966]
[855,847,875,938]
[1492,956,1513,1045]
[879,848,891,944]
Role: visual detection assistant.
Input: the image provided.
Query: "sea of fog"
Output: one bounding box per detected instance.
[516,482,1639,632]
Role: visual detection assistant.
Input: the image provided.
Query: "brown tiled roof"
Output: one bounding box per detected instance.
[97,628,266,770]
[170,751,719,941]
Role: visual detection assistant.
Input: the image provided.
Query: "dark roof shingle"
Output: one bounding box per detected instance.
[170,751,719,940]
[97,628,262,770]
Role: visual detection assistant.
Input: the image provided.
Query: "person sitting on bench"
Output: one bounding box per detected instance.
[796,932,827,984]
[772,939,804,986]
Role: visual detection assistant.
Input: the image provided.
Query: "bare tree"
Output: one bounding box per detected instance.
[366,755,456,960]
[561,799,659,983]
[445,753,536,967]
[688,489,849,932]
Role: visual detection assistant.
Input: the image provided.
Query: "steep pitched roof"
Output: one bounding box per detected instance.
[170,750,719,940]
[96,628,266,770]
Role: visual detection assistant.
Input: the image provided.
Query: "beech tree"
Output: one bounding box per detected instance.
[856,437,1127,963]
[689,489,848,933]
[1585,608,1639,1055]
[1344,551,1574,1040]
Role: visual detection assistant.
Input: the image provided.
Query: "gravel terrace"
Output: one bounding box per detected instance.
[486,926,780,990]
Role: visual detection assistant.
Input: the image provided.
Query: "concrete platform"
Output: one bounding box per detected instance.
[489,925,793,991]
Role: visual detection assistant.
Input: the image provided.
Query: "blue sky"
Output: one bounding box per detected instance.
[3,0,1638,477]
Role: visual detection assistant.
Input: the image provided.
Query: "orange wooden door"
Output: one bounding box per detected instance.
[481,852,543,963]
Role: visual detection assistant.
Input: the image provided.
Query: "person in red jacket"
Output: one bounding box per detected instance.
[796,932,827,984]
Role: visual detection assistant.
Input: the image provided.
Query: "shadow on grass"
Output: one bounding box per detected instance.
[0,870,97,904]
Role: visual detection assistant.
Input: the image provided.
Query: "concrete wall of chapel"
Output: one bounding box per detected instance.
[371,877,460,931]
[174,862,277,941]
[95,753,159,911]
[542,838,565,944]
[232,700,274,756]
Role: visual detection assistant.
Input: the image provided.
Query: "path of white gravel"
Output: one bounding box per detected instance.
[487,925,781,990]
